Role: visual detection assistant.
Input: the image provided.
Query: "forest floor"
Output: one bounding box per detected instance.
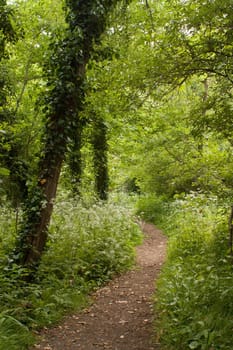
[32,222,167,350]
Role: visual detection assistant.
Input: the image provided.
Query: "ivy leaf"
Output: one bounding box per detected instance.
[0,167,10,176]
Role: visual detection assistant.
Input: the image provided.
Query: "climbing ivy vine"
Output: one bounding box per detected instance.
[12,0,123,273]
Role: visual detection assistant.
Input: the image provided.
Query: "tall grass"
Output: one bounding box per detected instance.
[0,193,142,349]
[154,192,233,350]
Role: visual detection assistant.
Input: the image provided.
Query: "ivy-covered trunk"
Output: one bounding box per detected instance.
[68,120,84,195]
[18,156,63,266]
[13,0,120,272]
[92,117,109,200]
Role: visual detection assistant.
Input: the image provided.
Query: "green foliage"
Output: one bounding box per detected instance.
[0,0,67,205]
[0,314,34,350]
[155,193,233,350]
[0,0,16,57]
[136,194,168,227]
[1,0,233,347]
[116,79,233,199]
[0,194,142,348]
[0,204,17,256]
[42,193,142,284]
[0,166,9,176]
[99,0,233,200]
[11,0,125,268]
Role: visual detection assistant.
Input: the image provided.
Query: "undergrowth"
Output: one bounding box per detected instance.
[0,193,142,350]
[153,192,233,350]
[136,194,168,227]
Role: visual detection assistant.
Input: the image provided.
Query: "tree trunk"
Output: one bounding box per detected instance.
[92,117,109,200]
[12,0,121,273]
[20,157,63,266]
[68,120,84,195]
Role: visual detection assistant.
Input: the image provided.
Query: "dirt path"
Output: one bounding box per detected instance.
[32,222,167,350]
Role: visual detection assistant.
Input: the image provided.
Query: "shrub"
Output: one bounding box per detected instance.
[155,193,233,350]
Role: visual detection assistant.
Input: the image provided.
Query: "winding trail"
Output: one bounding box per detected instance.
[33,222,167,350]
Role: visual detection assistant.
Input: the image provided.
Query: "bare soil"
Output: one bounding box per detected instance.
[32,222,167,350]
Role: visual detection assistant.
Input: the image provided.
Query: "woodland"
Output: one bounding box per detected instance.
[1,0,233,349]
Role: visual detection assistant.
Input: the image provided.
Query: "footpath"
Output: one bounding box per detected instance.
[33,222,167,350]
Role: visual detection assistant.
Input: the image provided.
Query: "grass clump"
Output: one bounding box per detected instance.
[0,194,142,349]
[155,192,233,350]
[0,314,34,350]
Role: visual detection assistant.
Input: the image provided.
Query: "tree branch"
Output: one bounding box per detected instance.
[145,0,155,32]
